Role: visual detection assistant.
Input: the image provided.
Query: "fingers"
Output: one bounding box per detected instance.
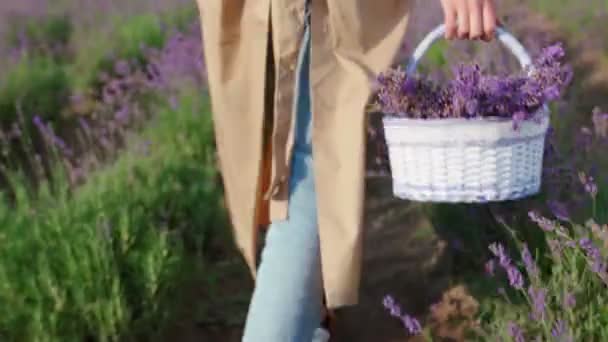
[456,0,470,39]
[441,0,458,40]
[468,0,484,40]
[441,0,499,41]
[481,0,498,41]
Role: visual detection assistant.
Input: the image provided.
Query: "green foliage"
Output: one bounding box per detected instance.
[476,199,608,341]
[0,94,224,341]
[426,41,449,68]
[0,57,69,125]
[69,13,166,92]
[4,13,73,59]
[113,14,165,63]
[163,5,199,33]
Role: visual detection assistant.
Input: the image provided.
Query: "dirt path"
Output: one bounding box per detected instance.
[331,177,459,342]
[170,175,472,342]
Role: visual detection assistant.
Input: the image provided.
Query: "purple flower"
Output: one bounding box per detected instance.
[551,319,573,342]
[400,77,417,95]
[543,85,561,101]
[578,171,598,198]
[591,259,606,274]
[528,286,547,321]
[547,200,570,221]
[507,321,525,342]
[489,242,511,268]
[579,238,602,262]
[401,315,422,335]
[115,106,130,122]
[32,115,74,156]
[543,43,566,60]
[114,59,131,76]
[382,295,401,317]
[382,295,422,335]
[579,237,594,250]
[507,265,525,290]
[78,117,91,133]
[32,115,44,128]
[521,244,539,278]
[528,211,555,232]
[563,292,576,310]
[373,41,571,122]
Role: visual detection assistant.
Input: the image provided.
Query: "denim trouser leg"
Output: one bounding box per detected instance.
[241,22,324,342]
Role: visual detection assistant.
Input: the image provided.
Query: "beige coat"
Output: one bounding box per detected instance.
[196,0,412,308]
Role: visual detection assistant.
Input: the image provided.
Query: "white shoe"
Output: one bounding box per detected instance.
[312,327,331,342]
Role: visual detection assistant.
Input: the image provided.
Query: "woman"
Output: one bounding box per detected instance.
[195,0,499,340]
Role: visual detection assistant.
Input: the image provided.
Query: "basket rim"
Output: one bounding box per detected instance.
[382,106,549,127]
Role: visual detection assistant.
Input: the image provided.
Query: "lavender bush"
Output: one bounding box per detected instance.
[373,43,572,125]
[0,2,220,339]
[0,4,202,196]
[383,106,608,340]
[479,181,607,341]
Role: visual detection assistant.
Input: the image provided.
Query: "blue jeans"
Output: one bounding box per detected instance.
[241,20,325,342]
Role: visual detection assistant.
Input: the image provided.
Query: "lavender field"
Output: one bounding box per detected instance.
[0,0,607,341]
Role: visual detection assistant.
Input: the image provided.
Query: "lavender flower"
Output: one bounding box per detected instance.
[32,115,74,157]
[507,265,525,290]
[543,85,561,101]
[563,292,576,310]
[591,259,606,274]
[528,211,555,232]
[114,59,131,76]
[77,116,90,130]
[489,242,511,267]
[401,315,422,335]
[374,42,571,125]
[521,244,539,279]
[382,295,422,335]
[507,321,525,342]
[382,295,401,317]
[547,200,570,221]
[552,319,573,342]
[578,171,598,198]
[528,286,547,321]
[579,238,603,264]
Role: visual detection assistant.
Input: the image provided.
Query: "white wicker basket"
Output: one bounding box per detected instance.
[384,24,550,203]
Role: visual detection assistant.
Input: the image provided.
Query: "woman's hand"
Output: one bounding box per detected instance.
[440,0,498,41]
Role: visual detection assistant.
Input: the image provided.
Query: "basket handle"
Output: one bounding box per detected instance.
[406,24,534,76]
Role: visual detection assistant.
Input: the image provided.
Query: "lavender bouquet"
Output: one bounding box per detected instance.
[373,43,573,127]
